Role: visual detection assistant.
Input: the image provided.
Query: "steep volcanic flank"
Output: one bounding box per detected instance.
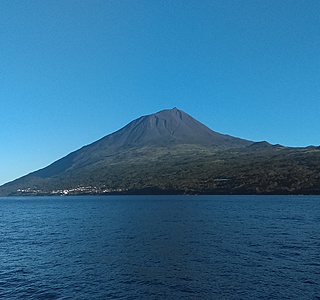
[88,107,252,148]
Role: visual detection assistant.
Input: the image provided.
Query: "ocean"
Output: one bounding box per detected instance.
[0,195,319,299]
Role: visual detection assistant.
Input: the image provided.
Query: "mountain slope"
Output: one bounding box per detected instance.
[1,108,320,196]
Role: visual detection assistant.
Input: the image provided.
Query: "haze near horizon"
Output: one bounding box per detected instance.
[1,1,319,185]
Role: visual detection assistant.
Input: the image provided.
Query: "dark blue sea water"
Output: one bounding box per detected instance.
[0,195,320,299]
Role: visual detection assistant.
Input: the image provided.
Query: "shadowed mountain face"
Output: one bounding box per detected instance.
[1,108,320,196]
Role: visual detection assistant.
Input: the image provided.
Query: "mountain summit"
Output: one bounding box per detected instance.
[89,107,251,149]
[1,108,320,196]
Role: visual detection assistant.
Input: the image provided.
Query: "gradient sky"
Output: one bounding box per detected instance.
[1,0,320,185]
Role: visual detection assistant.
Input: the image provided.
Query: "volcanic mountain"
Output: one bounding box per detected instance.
[10,108,252,179]
[1,108,320,195]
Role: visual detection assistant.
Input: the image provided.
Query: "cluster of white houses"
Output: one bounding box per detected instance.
[16,186,126,195]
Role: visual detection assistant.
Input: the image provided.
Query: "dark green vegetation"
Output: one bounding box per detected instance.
[1,108,320,195]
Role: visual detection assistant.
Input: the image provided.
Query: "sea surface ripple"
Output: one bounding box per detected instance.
[0,195,319,299]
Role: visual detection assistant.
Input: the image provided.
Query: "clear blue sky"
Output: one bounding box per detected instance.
[1,0,320,185]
